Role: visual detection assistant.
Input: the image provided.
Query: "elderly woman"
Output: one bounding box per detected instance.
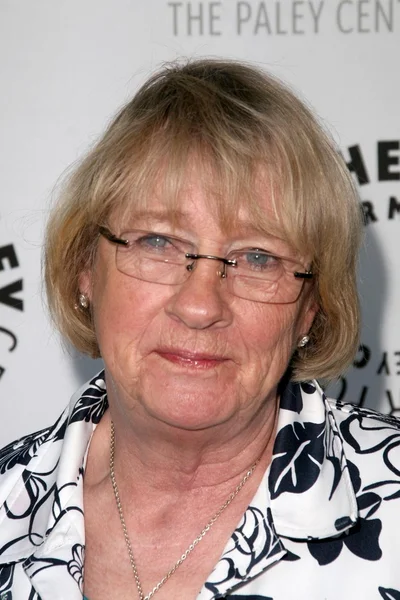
[0,59,399,600]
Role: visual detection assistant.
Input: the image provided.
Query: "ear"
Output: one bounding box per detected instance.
[78,269,93,302]
[299,295,319,338]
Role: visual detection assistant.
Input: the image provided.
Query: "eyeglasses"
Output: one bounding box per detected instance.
[99,226,313,304]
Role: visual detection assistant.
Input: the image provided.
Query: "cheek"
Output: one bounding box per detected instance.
[91,263,171,353]
[239,303,299,351]
[235,303,303,383]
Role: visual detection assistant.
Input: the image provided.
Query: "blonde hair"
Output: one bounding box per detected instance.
[44,58,363,381]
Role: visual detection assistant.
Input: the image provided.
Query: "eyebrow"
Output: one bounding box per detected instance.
[233,223,281,238]
[121,209,286,247]
[124,209,189,227]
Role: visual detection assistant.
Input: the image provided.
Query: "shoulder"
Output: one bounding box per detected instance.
[0,372,108,484]
[327,397,400,495]
[0,410,68,482]
[327,397,400,438]
[327,397,400,455]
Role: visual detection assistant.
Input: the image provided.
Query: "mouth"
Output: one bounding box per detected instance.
[155,348,228,370]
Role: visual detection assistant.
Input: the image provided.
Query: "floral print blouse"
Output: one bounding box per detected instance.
[0,372,400,599]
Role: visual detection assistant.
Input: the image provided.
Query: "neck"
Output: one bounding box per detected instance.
[87,390,278,498]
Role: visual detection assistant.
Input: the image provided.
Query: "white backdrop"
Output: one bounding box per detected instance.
[0,0,399,445]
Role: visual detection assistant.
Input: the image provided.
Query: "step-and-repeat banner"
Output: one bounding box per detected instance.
[1,0,399,444]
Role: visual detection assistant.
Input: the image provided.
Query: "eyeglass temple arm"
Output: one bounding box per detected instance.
[294,271,313,279]
[99,227,129,246]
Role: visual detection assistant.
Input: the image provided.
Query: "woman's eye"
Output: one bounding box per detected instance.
[244,251,278,269]
[138,234,171,250]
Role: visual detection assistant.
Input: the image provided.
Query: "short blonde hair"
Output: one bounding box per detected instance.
[44,58,363,381]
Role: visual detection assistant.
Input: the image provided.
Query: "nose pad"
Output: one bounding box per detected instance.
[186,260,227,279]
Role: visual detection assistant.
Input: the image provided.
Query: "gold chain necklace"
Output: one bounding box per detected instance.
[109,421,259,600]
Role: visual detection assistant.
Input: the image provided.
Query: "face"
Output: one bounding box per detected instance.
[81,181,317,434]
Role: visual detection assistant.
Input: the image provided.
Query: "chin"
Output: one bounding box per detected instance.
[143,385,237,432]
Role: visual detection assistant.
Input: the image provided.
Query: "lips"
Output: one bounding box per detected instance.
[155,348,228,369]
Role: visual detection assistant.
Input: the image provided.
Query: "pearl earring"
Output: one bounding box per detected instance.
[78,293,89,309]
[298,335,309,348]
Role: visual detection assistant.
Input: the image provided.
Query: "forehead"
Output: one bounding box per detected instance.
[113,167,285,241]
[111,203,307,264]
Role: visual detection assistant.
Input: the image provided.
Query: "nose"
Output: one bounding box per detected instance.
[165,259,233,330]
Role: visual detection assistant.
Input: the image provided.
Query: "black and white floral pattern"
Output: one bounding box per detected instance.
[0,373,399,599]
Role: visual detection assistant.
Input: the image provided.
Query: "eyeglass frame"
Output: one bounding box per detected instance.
[98,226,313,303]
